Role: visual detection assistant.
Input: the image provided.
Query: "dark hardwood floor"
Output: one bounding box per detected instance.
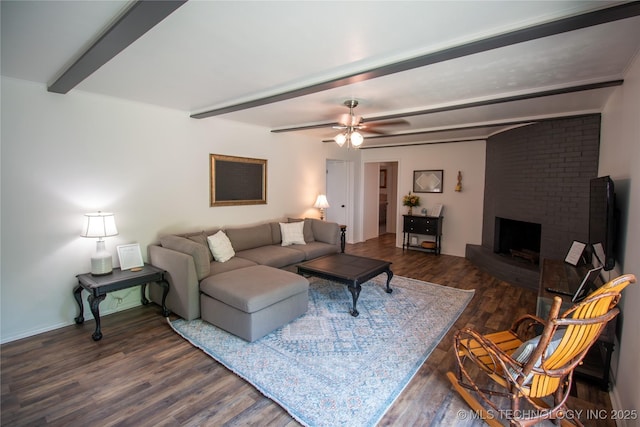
[1,234,614,426]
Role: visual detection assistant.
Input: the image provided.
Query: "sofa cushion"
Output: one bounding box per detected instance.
[186,232,214,262]
[270,222,282,245]
[159,235,211,280]
[280,221,306,246]
[289,241,340,260]
[225,223,273,252]
[310,218,339,244]
[236,245,305,268]
[207,230,235,262]
[200,265,309,313]
[210,256,257,276]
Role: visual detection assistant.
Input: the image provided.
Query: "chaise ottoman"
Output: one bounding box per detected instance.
[199,265,309,342]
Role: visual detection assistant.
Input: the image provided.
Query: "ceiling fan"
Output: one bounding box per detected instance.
[332,100,407,148]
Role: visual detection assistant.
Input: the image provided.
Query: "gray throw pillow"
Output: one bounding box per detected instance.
[508,329,565,384]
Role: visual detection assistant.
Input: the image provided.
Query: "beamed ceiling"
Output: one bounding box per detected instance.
[2,1,640,148]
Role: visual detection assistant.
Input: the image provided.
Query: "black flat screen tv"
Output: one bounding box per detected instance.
[589,176,616,271]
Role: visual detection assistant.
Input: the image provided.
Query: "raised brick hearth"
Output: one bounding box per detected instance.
[466,115,601,290]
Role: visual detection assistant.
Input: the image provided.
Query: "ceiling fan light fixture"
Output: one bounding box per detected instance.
[350,131,364,147]
[334,133,347,147]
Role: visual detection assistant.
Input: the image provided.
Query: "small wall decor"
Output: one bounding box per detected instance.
[413,170,443,193]
[455,170,462,192]
[210,154,267,206]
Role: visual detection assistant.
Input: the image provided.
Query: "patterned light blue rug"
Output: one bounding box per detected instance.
[170,274,474,427]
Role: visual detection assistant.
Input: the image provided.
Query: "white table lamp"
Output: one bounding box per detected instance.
[313,195,330,220]
[81,212,118,275]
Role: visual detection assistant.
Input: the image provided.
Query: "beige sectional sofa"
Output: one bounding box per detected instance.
[148,218,341,341]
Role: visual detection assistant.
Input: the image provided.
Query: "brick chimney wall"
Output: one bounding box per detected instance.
[481,115,601,262]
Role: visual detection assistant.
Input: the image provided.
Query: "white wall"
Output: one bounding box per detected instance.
[600,51,640,417]
[360,141,486,256]
[0,77,334,342]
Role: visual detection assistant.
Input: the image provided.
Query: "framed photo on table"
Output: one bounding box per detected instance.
[117,243,144,270]
[413,170,443,193]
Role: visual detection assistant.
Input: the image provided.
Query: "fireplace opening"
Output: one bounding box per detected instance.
[494,217,541,264]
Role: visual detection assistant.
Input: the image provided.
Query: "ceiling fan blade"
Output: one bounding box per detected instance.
[360,127,388,135]
[362,119,409,127]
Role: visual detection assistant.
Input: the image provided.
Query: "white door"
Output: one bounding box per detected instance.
[326,160,351,241]
[363,162,380,241]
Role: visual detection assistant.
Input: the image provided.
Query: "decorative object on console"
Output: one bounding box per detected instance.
[430,203,443,217]
[413,170,443,193]
[80,211,118,276]
[455,170,462,192]
[402,192,420,215]
[117,243,144,271]
[313,194,330,220]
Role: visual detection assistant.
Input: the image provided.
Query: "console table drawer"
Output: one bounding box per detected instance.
[404,217,437,227]
[405,225,437,234]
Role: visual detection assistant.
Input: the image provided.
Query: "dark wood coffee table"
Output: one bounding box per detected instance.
[297,253,393,317]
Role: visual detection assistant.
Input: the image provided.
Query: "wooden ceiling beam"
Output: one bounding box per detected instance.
[192,2,640,120]
[48,0,187,94]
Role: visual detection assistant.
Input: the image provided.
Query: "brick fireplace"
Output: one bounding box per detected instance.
[466,115,601,289]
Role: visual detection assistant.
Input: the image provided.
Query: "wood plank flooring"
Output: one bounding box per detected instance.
[1,234,614,426]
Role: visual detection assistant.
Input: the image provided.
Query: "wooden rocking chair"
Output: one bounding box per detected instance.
[447,273,636,427]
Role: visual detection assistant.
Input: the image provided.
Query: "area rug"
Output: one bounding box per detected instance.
[169,274,474,427]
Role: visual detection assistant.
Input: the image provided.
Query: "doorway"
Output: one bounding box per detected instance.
[364,161,398,241]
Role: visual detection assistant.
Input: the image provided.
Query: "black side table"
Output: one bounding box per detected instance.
[74,263,169,341]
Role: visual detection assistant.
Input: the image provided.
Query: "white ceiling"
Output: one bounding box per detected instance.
[2,1,640,148]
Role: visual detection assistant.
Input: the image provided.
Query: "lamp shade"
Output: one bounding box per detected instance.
[313,195,330,209]
[80,212,118,238]
[334,133,347,147]
[350,131,364,147]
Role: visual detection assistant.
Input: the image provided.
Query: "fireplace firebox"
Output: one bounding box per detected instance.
[494,217,541,264]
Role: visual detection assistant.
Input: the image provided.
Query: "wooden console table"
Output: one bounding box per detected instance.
[402,215,443,254]
[74,264,169,341]
[537,259,615,390]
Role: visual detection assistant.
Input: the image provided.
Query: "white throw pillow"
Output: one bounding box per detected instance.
[207,230,235,262]
[280,222,306,246]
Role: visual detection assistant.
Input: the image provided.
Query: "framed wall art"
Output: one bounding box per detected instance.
[210,154,267,206]
[413,170,443,193]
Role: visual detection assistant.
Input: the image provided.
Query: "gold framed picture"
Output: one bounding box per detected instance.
[210,154,267,206]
